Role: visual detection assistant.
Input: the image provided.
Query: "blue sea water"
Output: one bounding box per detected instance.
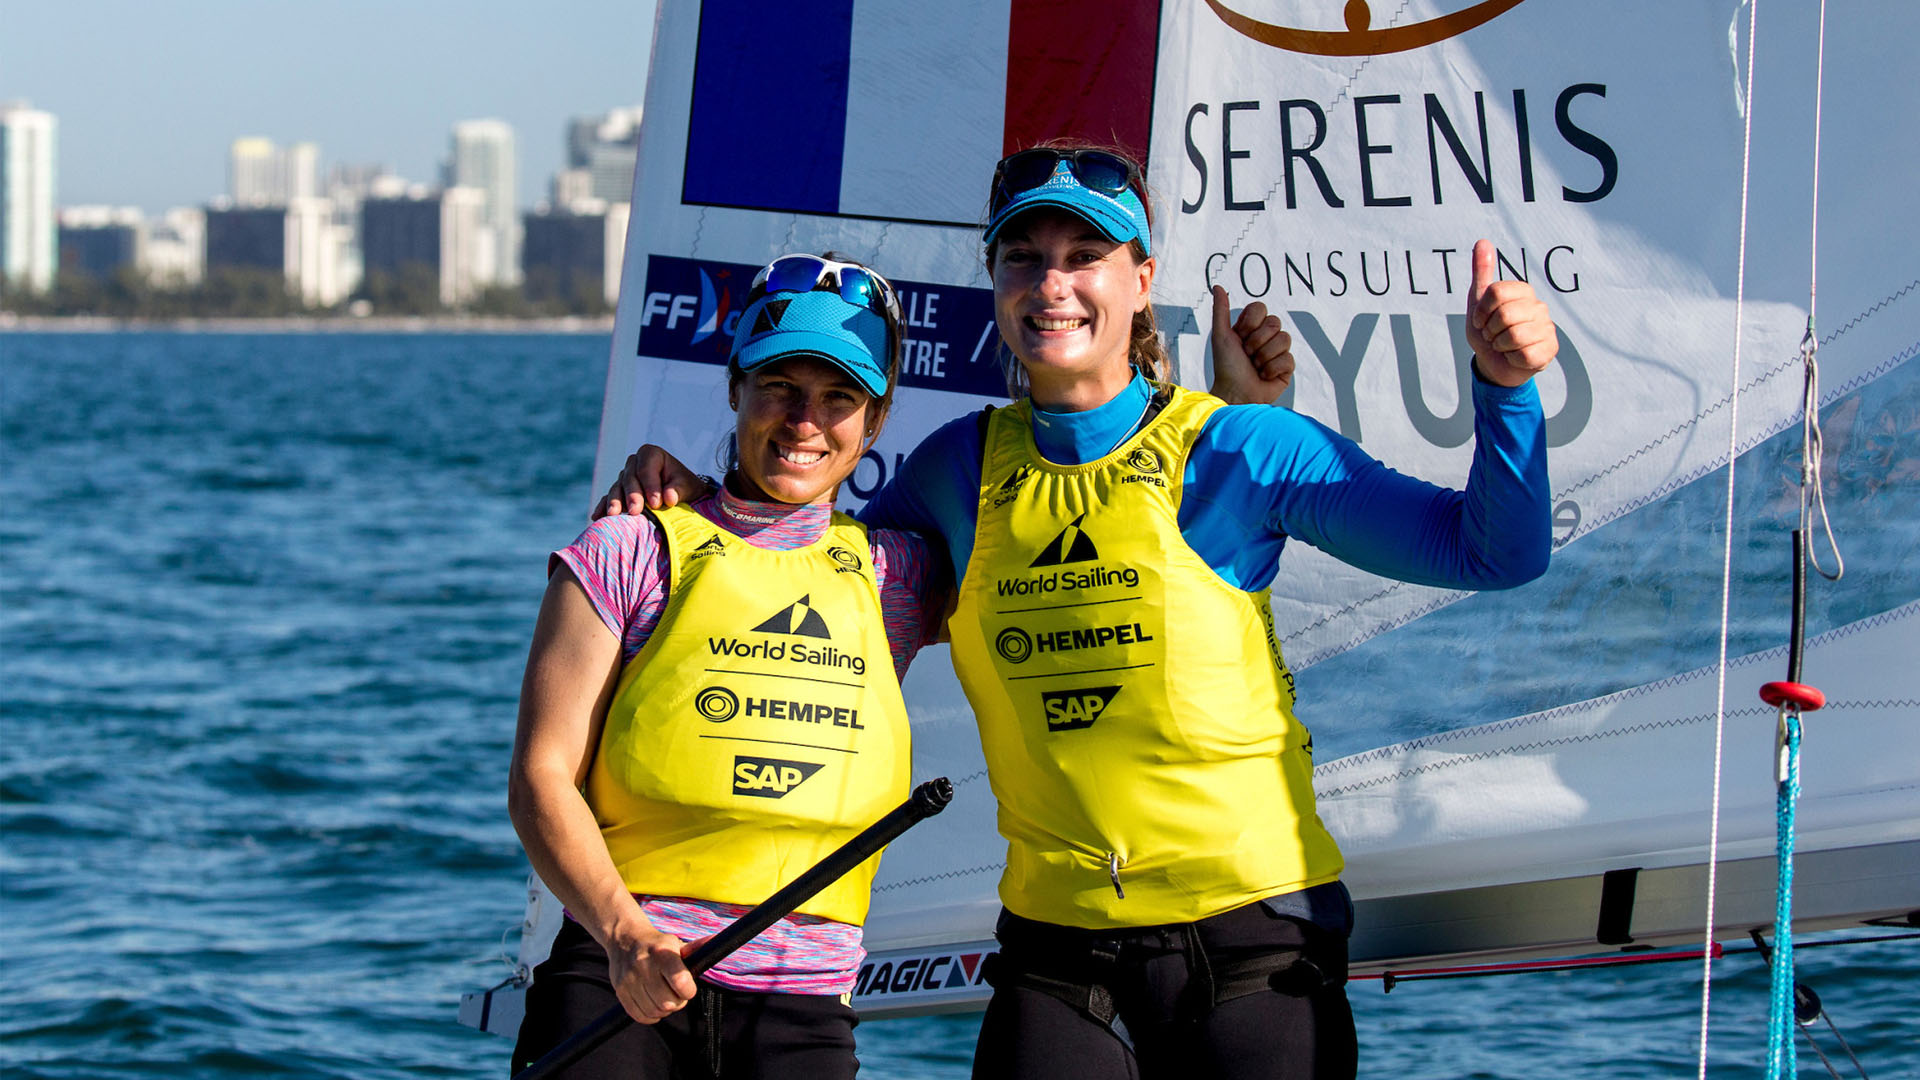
[2,332,1913,1079]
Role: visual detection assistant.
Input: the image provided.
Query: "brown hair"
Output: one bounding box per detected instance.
[983,138,1169,399]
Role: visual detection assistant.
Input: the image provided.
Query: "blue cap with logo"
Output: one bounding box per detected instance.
[983,158,1153,256]
[730,290,893,398]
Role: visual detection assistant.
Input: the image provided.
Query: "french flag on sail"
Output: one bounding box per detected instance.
[683,0,1160,227]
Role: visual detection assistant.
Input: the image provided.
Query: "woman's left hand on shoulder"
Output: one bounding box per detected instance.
[1465,238,1558,387]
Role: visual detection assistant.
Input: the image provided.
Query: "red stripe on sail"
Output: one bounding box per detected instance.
[1003,0,1162,161]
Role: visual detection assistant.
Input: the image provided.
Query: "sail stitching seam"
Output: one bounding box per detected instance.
[1283,330,1913,663]
[1316,602,1918,771]
[1316,700,1915,797]
[1595,339,1918,524]
[872,863,1004,893]
[1561,282,1917,500]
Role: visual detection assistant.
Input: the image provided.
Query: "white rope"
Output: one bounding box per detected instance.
[1696,0,1762,1074]
[1802,0,1845,583]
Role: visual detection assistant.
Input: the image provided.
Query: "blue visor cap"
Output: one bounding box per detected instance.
[730,289,893,398]
[983,160,1152,256]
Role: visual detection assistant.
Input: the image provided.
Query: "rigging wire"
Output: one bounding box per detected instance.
[1695,1,1763,1074]
[1763,4,1843,1077]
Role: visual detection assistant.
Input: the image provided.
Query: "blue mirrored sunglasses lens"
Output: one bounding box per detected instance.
[837,268,883,308]
[761,256,827,295]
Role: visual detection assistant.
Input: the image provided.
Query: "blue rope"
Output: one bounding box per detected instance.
[1765,709,1803,1079]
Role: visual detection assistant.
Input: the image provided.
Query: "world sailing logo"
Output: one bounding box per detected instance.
[753,596,832,639]
[1206,0,1529,56]
[1029,514,1099,568]
[997,515,1141,599]
[708,596,867,677]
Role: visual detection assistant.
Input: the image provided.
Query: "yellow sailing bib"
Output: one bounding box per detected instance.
[587,504,911,924]
[950,385,1343,928]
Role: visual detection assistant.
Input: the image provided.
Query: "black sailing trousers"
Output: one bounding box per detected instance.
[510,918,859,1080]
[971,900,1358,1080]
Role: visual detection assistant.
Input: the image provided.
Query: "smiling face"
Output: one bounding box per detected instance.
[729,355,878,505]
[989,208,1155,411]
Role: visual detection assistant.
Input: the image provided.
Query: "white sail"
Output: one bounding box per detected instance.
[465,0,1919,1031]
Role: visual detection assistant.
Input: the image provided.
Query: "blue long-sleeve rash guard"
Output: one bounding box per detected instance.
[858,373,1550,594]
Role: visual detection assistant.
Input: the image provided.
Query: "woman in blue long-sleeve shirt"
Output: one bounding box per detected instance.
[605,142,1557,1080]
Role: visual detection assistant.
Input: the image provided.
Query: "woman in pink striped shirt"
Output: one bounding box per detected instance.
[508,254,943,1079]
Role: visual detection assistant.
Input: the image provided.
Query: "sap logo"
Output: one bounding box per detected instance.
[753,595,831,639]
[988,465,1035,509]
[1041,686,1121,732]
[1029,513,1099,568]
[827,546,865,575]
[733,756,824,798]
[690,534,728,560]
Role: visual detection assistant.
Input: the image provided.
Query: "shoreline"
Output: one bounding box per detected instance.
[0,313,617,334]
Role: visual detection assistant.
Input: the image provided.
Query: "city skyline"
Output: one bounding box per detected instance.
[2,0,659,216]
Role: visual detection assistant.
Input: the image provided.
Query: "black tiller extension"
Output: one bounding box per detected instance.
[512,777,954,1080]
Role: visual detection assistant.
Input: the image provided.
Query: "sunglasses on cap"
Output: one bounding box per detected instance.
[748,254,903,327]
[990,148,1141,217]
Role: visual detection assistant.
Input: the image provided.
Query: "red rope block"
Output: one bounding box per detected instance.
[1760,681,1826,711]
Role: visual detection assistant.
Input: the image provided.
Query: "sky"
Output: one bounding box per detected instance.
[2,0,660,215]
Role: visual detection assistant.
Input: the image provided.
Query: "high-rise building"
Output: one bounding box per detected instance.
[285,142,319,201]
[587,143,639,204]
[285,196,348,307]
[555,107,642,209]
[204,197,348,307]
[1,102,58,295]
[205,203,288,275]
[361,190,440,277]
[439,186,488,306]
[230,137,281,207]
[523,199,629,308]
[229,137,320,206]
[447,120,517,286]
[143,208,205,286]
[565,117,602,170]
[361,185,488,308]
[57,206,144,282]
[550,168,595,210]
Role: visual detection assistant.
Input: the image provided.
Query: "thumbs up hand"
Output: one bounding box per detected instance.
[1464,239,1558,388]
[1207,285,1295,405]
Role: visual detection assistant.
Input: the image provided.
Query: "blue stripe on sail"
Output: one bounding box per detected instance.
[683,0,855,215]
